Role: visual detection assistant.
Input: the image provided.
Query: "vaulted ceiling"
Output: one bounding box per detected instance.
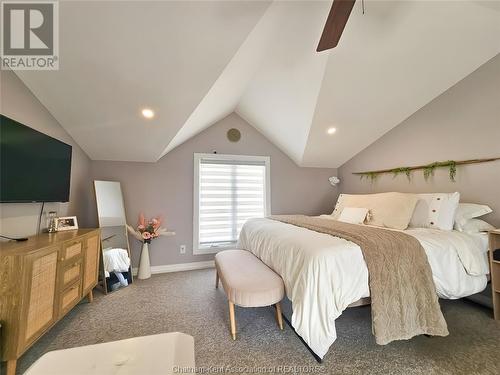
[14,1,500,167]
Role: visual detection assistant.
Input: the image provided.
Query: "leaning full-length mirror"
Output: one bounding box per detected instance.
[94,180,133,293]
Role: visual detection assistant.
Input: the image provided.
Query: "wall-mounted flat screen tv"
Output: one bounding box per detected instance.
[1,115,72,202]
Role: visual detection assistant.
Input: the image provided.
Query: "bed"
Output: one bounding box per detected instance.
[238,217,489,359]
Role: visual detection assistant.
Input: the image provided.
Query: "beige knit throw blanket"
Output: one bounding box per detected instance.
[269,215,449,344]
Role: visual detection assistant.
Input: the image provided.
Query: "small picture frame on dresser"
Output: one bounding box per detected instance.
[55,216,79,231]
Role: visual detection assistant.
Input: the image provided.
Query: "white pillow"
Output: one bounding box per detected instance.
[454,203,493,231]
[409,192,460,231]
[460,219,495,233]
[332,192,418,230]
[338,207,369,225]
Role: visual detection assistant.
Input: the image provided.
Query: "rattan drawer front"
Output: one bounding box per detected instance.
[25,250,58,342]
[62,241,83,261]
[62,261,82,288]
[59,282,81,315]
[83,235,100,292]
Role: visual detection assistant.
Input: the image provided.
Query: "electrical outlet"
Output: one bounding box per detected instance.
[180,245,186,254]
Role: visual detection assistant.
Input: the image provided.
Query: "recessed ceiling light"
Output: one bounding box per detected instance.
[141,108,154,119]
[327,127,336,135]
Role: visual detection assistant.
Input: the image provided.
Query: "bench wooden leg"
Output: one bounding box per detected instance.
[229,301,236,340]
[6,359,17,375]
[275,302,284,330]
[215,271,219,289]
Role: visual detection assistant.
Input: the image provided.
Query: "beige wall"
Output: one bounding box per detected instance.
[0,71,93,238]
[90,113,338,267]
[339,55,500,227]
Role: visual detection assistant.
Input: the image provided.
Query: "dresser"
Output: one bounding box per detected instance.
[489,229,500,320]
[0,229,100,375]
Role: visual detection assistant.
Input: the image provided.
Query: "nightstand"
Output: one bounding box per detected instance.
[489,230,500,320]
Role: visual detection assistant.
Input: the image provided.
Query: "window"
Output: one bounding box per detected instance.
[193,153,270,254]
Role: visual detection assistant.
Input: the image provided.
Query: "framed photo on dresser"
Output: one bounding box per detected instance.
[55,216,79,231]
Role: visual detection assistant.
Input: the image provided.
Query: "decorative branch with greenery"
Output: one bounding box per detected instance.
[354,157,499,182]
[392,167,412,181]
[422,160,457,181]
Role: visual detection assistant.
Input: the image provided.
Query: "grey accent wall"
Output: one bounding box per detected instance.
[338,55,500,227]
[90,113,338,267]
[0,71,94,238]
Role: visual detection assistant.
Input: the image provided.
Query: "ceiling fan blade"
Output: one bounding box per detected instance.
[317,0,356,52]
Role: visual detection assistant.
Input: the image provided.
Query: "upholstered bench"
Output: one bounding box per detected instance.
[23,333,195,375]
[215,250,285,340]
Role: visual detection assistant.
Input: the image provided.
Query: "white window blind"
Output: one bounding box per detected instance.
[194,154,270,253]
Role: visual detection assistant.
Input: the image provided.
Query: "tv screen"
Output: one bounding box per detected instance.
[1,115,72,203]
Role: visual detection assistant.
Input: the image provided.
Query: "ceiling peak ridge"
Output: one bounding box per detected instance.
[158,1,275,160]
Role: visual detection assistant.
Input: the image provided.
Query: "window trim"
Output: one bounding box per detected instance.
[193,153,271,255]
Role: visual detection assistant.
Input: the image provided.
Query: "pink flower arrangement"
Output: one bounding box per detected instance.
[126,214,175,245]
[136,213,163,243]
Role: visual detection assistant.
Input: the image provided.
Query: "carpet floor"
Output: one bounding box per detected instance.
[13,268,500,375]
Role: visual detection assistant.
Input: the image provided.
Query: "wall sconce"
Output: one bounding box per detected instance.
[329,176,340,186]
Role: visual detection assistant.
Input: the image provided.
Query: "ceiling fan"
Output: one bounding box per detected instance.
[317,0,356,52]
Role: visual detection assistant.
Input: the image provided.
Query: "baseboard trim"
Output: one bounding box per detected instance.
[132,260,215,276]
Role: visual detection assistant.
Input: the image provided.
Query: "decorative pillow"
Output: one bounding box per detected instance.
[460,219,495,233]
[454,203,493,231]
[408,192,460,231]
[338,207,369,225]
[332,192,418,230]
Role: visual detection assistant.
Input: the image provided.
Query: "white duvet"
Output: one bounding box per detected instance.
[238,217,489,359]
[102,248,131,278]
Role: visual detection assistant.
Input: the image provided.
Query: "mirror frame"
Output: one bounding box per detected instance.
[93,180,133,294]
